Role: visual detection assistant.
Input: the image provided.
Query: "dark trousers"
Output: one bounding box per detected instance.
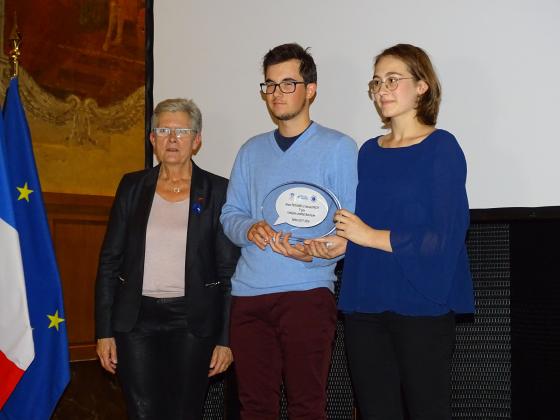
[115,296,214,420]
[230,288,337,420]
[344,311,455,420]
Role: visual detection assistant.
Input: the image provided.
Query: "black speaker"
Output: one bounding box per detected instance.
[511,220,560,420]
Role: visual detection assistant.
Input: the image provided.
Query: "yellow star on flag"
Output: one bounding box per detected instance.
[17,182,34,202]
[47,310,65,331]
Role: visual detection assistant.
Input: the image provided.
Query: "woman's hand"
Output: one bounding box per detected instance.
[208,345,233,377]
[97,337,118,374]
[334,209,392,252]
[304,235,347,259]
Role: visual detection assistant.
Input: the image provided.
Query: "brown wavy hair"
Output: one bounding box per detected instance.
[374,44,441,127]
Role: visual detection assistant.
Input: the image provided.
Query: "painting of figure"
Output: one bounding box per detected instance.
[3,0,145,107]
[0,0,146,195]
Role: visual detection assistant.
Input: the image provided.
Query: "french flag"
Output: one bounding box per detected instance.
[0,113,34,409]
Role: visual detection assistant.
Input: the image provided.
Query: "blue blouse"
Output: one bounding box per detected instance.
[338,129,475,316]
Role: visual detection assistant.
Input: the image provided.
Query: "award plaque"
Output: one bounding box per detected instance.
[261,181,341,241]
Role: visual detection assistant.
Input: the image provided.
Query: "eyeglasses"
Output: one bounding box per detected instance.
[260,81,306,95]
[152,127,197,138]
[368,76,414,96]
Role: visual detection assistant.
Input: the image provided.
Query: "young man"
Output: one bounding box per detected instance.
[220,43,358,420]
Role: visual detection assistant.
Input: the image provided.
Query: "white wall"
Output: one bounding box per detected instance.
[154,0,560,209]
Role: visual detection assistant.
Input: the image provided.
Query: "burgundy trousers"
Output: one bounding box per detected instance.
[230,287,337,420]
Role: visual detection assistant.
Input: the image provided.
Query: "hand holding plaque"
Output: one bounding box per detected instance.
[261,181,341,242]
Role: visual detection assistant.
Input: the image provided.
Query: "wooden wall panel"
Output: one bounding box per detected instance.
[44,192,113,361]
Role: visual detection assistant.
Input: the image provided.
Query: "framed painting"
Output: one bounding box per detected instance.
[0,0,147,195]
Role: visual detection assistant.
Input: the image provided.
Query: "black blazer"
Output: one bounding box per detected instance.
[95,162,239,345]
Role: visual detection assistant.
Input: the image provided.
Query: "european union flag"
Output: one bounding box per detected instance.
[0,96,34,411]
[0,78,70,420]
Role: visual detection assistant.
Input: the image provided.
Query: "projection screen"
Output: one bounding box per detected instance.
[152,0,560,210]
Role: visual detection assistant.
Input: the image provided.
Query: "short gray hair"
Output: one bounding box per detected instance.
[151,98,202,132]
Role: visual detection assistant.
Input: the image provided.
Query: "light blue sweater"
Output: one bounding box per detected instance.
[221,122,358,296]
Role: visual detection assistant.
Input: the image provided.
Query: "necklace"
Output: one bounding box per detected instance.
[162,178,185,193]
[159,171,190,194]
[169,180,183,193]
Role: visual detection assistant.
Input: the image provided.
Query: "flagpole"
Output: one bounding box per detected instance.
[8,14,22,79]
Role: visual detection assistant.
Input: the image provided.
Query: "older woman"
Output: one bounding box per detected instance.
[307,45,474,419]
[95,98,239,419]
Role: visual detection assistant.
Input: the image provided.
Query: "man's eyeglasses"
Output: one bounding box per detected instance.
[260,81,306,95]
[368,76,414,96]
[152,127,197,138]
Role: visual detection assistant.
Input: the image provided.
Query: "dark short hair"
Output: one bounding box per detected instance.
[375,44,441,126]
[262,43,317,84]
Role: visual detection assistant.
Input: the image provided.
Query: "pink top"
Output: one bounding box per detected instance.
[142,193,189,298]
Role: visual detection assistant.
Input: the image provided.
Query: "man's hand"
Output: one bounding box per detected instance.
[269,231,313,262]
[304,235,347,259]
[97,337,118,374]
[208,345,233,377]
[247,220,276,250]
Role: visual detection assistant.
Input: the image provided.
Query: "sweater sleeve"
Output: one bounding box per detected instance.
[220,145,260,247]
[306,134,359,268]
[390,136,470,304]
[333,135,359,213]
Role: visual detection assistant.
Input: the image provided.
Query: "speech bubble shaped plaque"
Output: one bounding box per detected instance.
[261,181,341,241]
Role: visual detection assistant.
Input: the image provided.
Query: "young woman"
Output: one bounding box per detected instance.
[306,44,475,419]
